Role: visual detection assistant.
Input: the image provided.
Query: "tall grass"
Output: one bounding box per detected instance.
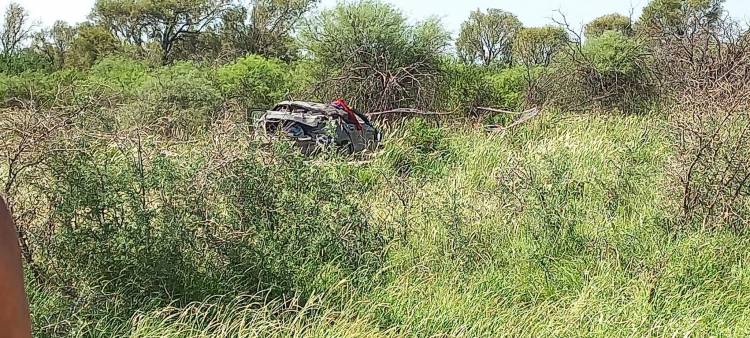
[21,111,750,337]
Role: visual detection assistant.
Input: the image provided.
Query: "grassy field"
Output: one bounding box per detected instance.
[23,111,750,337]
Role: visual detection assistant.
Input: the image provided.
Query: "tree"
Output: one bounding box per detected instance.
[301,1,450,112]
[456,9,522,66]
[513,26,568,67]
[218,0,318,61]
[637,0,724,37]
[585,13,633,39]
[33,21,76,69]
[67,23,120,68]
[0,3,33,57]
[92,0,231,64]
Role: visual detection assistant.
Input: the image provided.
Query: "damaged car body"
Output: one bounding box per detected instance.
[255,100,382,154]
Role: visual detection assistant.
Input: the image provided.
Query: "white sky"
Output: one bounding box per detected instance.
[3,0,750,35]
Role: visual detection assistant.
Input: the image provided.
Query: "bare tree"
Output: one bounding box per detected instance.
[0,3,33,56]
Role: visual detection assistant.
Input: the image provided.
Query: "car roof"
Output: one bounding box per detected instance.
[274,101,332,113]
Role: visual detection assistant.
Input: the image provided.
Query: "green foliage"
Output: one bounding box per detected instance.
[0,50,52,74]
[217,0,318,61]
[456,9,522,66]
[301,0,449,112]
[28,132,385,336]
[139,61,222,133]
[92,0,231,64]
[144,62,221,108]
[32,20,76,70]
[216,55,290,107]
[435,60,530,114]
[583,31,646,75]
[435,60,492,114]
[68,23,120,68]
[585,13,633,39]
[0,68,82,107]
[485,66,532,110]
[87,56,151,96]
[2,1,749,337]
[513,26,568,67]
[382,118,455,178]
[546,30,656,113]
[638,0,724,36]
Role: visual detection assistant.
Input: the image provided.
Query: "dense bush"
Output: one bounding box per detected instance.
[0,50,53,75]
[543,30,655,113]
[0,69,83,108]
[137,62,223,135]
[485,66,533,110]
[24,128,386,336]
[300,1,450,112]
[435,61,530,115]
[216,55,291,108]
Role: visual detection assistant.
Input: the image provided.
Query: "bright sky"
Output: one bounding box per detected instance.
[3,0,750,35]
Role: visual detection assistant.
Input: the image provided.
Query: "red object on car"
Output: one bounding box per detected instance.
[331,99,363,131]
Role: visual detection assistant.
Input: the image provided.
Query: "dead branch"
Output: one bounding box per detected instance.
[477,107,537,115]
[367,108,454,117]
[484,107,541,133]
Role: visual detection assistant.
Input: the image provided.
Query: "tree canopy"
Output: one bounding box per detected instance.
[92,0,231,64]
[585,13,633,39]
[456,9,522,66]
[638,0,724,37]
[513,26,568,67]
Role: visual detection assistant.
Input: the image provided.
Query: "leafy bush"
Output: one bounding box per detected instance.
[435,60,492,115]
[485,66,533,111]
[0,50,53,75]
[29,131,386,335]
[544,31,655,113]
[583,31,645,76]
[436,61,530,115]
[300,0,450,112]
[0,69,83,108]
[138,61,222,135]
[216,55,290,108]
[88,56,150,95]
[70,57,152,110]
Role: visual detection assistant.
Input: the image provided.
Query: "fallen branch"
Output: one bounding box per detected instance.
[477,107,532,115]
[484,107,541,133]
[367,108,454,117]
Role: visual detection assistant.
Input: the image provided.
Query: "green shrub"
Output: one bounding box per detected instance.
[382,118,455,178]
[138,61,222,135]
[435,60,488,114]
[0,50,53,75]
[143,61,221,110]
[216,55,290,108]
[436,61,530,115]
[0,69,83,108]
[486,66,534,111]
[545,31,655,113]
[300,1,449,112]
[31,135,386,336]
[88,56,151,95]
[583,31,645,76]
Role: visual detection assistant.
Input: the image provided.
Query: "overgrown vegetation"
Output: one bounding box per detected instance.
[0,0,749,336]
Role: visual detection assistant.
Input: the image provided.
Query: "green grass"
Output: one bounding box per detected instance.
[27,112,750,337]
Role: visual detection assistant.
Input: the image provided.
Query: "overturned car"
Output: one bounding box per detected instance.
[255,100,381,154]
